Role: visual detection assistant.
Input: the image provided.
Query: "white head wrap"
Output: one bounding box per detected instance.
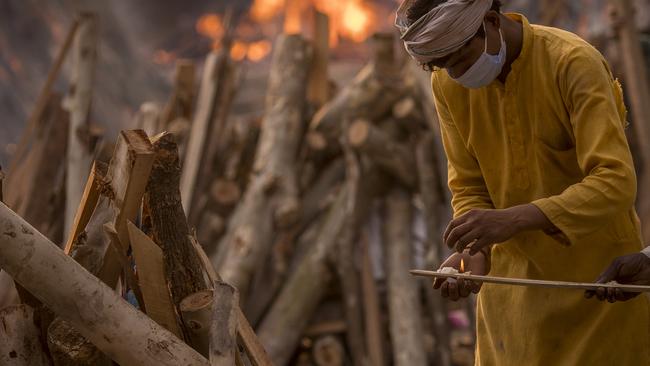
[395,0,493,64]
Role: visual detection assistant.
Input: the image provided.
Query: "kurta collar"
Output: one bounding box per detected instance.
[493,13,533,90]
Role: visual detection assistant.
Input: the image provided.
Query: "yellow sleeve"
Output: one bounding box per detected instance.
[532,47,637,245]
[432,72,494,218]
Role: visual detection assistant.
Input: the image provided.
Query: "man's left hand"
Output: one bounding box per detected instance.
[585,253,650,303]
[444,204,554,254]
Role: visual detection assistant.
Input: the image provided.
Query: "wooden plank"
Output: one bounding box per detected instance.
[64,13,99,235]
[410,270,650,292]
[128,221,182,338]
[64,160,106,254]
[162,60,196,128]
[307,10,330,107]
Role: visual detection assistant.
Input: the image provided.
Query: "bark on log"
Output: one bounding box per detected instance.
[0,202,209,366]
[258,187,349,366]
[180,290,213,357]
[0,304,50,366]
[47,318,111,366]
[64,13,98,236]
[383,189,427,366]
[348,119,417,189]
[210,281,239,366]
[143,133,208,317]
[128,222,183,338]
[307,33,406,159]
[312,336,344,366]
[213,34,312,299]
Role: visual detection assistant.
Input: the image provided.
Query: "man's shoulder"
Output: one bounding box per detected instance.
[530,24,605,64]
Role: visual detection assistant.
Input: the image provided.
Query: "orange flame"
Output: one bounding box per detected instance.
[250,0,285,22]
[196,13,224,40]
[460,258,465,273]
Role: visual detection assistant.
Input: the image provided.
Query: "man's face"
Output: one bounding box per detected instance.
[427,15,502,78]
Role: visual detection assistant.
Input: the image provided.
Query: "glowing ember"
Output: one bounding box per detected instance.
[250,0,285,22]
[230,41,248,61]
[460,258,465,273]
[247,40,272,62]
[196,13,224,40]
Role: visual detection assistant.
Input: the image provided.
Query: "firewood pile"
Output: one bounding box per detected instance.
[0,10,474,366]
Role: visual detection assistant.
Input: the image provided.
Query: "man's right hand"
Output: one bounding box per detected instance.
[585,253,650,303]
[433,250,490,301]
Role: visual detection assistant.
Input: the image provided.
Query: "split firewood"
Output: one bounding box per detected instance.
[180,290,213,357]
[257,186,349,366]
[348,119,417,189]
[384,189,427,366]
[161,60,196,129]
[142,133,209,328]
[312,336,345,366]
[0,202,209,366]
[213,34,312,300]
[307,33,406,160]
[307,10,331,107]
[128,221,183,338]
[210,281,239,366]
[0,304,50,366]
[47,318,112,366]
[391,96,428,135]
[134,102,163,137]
[63,13,98,235]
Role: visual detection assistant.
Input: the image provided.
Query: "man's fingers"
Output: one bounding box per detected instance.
[458,278,471,297]
[445,224,472,250]
[433,278,444,289]
[595,261,621,284]
[441,281,450,298]
[447,279,460,301]
[596,287,607,301]
[468,237,490,256]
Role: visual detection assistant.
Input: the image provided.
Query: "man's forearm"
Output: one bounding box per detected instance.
[504,203,556,233]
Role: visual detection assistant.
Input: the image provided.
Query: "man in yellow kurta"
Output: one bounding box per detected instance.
[396,0,649,365]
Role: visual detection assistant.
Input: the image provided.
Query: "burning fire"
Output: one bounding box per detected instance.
[460,258,465,273]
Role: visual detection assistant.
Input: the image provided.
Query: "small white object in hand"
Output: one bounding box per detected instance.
[439,267,459,274]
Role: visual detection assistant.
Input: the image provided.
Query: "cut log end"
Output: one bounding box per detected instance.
[211,179,242,207]
[307,131,328,151]
[392,98,416,119]
[313,335,345,366]
[347,120,370,147]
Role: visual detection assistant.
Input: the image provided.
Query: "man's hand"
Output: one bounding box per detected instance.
[444,204,555,254]
[433,250,490,301]
[585,253,650,303]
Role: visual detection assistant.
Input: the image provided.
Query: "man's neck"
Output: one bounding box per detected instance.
[497,15,524,83]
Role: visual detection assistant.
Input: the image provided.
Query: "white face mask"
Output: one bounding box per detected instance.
[451,23,507,89]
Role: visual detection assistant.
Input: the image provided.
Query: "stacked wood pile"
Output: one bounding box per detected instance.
[0,10,470,366]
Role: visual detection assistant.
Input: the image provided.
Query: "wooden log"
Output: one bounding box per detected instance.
[135,102,162,137]
[307,33,406,159]
[0,305,50,366]
[210,179,241,215]
[143,133,208,320]
[210,281,239,366]
[610,0,650,240]
[0,165,3,202]
[64,13,98,235]
[307,10,330,107]
[180,51,223,214]
[47,318,111,366]
[348,119,417,189]
[383,189,427,366]
[415,134,452,366]
[161,60,196,128]
[258,187,349,366]
[312,336,344,366]
[189,236,274,366]
[180,290,213,357]
[0,202,209,365]
[128,222,183,337]
[213,34,312,299]
[360,232,386,366]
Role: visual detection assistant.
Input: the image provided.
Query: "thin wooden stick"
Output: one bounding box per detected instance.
[410,270,650,292]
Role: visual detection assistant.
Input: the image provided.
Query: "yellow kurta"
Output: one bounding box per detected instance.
[432,14,650,366]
